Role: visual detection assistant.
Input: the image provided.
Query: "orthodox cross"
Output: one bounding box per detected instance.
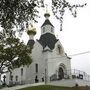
[45,4,48,13]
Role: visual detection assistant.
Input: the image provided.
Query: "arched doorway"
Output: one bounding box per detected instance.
[58,67,64,80]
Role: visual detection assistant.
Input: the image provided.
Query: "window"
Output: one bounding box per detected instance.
[35,64,38,73]
[43,27,45,33]
[51,27,53,32]
[58,45,61,54]
[10,75,13,81]
[57,45,63,54]
[21,68,23,76]
[16,75,18,81]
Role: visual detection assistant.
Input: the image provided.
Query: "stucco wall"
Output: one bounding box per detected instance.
[47,41,71,78]
[25,41,48,83]
[6,66,27,85]
[6,34,71,85]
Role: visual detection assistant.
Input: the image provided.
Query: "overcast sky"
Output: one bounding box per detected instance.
[22,0,90,74]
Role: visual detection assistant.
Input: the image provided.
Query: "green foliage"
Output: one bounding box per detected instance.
[0,35,32,75]
[0,0,86,33]
[0,0,44,33]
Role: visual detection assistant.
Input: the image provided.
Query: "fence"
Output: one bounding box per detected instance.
[50,69,90,81]
[70,69,90,81]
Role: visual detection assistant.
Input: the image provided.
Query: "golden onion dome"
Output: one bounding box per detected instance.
[27,26,36,35]
[44,12,50,18]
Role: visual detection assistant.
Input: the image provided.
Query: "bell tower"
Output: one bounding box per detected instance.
[41,5,54,35]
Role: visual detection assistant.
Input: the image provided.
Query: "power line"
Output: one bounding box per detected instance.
[69,51,90,56]
[47,51,90,60]
[36,50,90,63]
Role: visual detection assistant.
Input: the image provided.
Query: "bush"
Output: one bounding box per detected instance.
[0,85,3,89]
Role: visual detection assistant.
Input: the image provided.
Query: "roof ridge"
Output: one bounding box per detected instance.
[41,19,54,27]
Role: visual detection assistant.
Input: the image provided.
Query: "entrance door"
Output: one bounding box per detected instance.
[58,67,64,80]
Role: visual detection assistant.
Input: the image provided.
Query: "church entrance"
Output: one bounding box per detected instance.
[58,67,64,80]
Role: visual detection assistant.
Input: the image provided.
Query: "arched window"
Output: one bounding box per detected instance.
[43,27,45,33]
[51,27,53,32]
[57,45,63,54]
[35,64,38,73]
[58,45,61,54]
[16,75,18,81]
[21,68,23,76]
[10,75,13,81]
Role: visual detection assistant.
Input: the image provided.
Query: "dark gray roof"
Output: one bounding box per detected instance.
[38,33,58,50]
[27,40,35,49]
[41,19,54,27]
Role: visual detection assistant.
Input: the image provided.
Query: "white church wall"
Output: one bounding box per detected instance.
[6,66,27,85]
[46,41,71,79]
[55,41,71,73]
[25,41,47,83]
[47,57,71,77]
[6,38,71,85]
[13,67,25,83]
[25,63,36,84]
[5,10,73,86]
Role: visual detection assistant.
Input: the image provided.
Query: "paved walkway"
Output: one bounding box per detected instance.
[1,83,45,90]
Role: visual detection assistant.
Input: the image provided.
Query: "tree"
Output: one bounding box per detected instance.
[0,0,86,34]
[52,0,87,31]
[0,33,32,84]
[0,0,44,34]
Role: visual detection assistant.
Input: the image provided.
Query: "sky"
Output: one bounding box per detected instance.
[22,0,90,74]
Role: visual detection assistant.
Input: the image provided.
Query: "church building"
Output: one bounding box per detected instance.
[6,12,71,85]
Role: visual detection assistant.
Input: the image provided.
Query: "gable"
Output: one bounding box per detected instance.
[38,33,58,50]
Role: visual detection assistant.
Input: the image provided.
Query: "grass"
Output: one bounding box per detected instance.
[17,85,90,90]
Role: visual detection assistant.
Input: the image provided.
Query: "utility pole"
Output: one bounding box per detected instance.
[45,59,48,85]
[45,68,47,85]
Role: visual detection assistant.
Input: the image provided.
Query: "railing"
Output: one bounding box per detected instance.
[50,69,90,81]
[71,69,90,81]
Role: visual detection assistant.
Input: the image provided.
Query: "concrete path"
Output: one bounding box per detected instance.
[1,83,45,90]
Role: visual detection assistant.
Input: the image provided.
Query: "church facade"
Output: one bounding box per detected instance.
[6,13,71,85]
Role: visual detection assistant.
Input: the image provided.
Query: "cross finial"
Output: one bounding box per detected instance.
[44,4,50,19]
[45,4,48,13]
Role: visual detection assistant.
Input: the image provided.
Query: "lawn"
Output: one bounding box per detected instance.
[17,85,90,90]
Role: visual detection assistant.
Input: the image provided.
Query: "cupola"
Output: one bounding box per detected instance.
[27,25,36,40]
[27,25,36,49]
[41,12,54,35]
